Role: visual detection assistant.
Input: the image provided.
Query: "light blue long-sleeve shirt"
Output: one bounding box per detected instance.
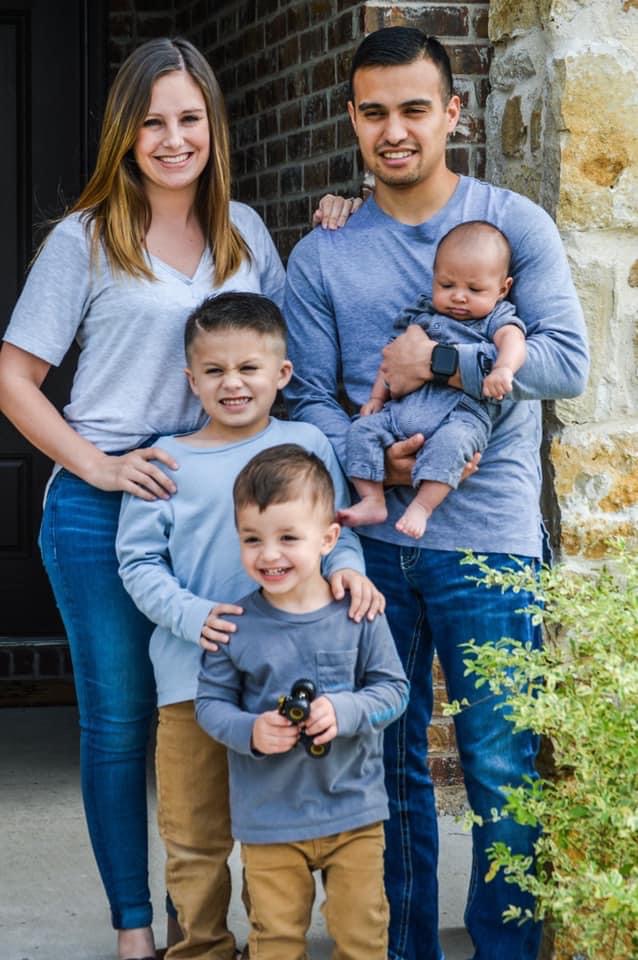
[284,177,589,558]
[116,420,366,706]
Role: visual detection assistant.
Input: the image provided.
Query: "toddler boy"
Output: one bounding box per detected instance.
[116,292,382,960]
[340,220,526,538]
[196,444,409,960]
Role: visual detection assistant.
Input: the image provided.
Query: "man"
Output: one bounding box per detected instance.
[283,26,588,960]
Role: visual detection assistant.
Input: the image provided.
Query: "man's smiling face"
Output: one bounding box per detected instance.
[348,57,460,192]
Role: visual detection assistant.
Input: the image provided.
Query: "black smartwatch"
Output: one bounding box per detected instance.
[430,343,459,384]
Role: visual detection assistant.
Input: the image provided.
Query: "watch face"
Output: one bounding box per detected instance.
[432,344,458,377]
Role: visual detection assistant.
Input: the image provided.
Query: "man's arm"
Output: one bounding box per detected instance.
[383,207,589,404]
[284,235,353,466]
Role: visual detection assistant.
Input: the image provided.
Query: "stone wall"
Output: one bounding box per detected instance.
[487,0,638,564]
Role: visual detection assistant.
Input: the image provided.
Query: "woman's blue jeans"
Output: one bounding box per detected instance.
[362,538,542,960]
[39,469,157,930]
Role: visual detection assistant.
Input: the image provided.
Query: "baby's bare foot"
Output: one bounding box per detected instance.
[337,496,388,528]
[395,501,431,539]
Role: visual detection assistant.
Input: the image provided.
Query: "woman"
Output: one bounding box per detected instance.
[0,38,356,960]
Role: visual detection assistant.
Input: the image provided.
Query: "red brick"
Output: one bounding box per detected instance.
[303,92,329,126]
[308,0,333,25]
[278,35,300,71]
[473,7,490,39]
[447,145,471,175]
[265,10,287,46]
[329,151,354,183]
[300,25,325,61]
[336,116,355,149]
[287,196,311,225]
[259,110,279,140]
[429,754,464,786]
[303,159,329,190]
[266,139,286,166]
[330,82,350,117]
[311,57,335,92]
[311,123,336,155]
[287,4,311,32]
[280,102,302,133]
[259,171,279,199]
[328,10,356,47]
[245,143,266,172]
[448,42,492,75]
[287,130,312,161]
[281,165,302,194]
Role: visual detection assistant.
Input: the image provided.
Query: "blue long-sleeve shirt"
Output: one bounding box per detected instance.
[196,590,409,843]
[116,420,366,707]
[284,177,589,558]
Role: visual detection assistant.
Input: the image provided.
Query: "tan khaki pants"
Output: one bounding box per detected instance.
[156,700,236,960]
[241,822,388,960]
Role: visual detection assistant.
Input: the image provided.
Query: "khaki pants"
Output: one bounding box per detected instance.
[156,700,236,960]
[241,822,389,960]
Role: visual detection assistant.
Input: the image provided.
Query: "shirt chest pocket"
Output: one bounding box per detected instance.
[315,649,358,693]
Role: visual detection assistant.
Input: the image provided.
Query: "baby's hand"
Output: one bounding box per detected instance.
[304,696,338,746]
[483,366,514,400]
[360,397,385,416]
[199,603,243,652]
[252,710,299,754]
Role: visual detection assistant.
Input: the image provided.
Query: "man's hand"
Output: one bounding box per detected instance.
[384,434,425,486]
[329,568,385,622]
[199,603,243,652]
[380,325,435,398]
[304,696,338,746]
[384,436,481,487]
[252,711,299,755]
[482,366,514,400]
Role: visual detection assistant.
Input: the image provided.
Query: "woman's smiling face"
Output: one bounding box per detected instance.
[133,69,210,197]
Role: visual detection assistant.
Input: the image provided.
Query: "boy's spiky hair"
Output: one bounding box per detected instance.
[233,444,335,521]
[184,291,287,361]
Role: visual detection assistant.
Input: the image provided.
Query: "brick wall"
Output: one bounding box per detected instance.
[176,0,490,259]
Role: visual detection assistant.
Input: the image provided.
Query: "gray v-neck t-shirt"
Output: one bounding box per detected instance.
[5,201,285,451]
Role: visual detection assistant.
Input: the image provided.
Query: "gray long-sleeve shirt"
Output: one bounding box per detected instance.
[284,177,589,558]
[196,590,409,843]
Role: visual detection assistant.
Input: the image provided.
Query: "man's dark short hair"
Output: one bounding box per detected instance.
[349,27,454,104]
[233,444,335,521]
[184,291,287,361]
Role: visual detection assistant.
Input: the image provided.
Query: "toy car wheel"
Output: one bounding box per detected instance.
[291,678,316,702]
[285,699,309,723]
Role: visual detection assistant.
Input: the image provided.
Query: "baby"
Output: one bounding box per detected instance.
[340,220,527,539]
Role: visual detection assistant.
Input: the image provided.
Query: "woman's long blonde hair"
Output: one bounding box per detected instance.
[70,37,249,284]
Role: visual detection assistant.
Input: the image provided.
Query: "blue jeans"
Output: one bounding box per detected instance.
[362,538,542,960]
[39,469,157,930]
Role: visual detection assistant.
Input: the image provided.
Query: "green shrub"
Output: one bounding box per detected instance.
[446,542,638,959]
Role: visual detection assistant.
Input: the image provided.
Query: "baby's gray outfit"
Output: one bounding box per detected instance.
[346,299,525,489]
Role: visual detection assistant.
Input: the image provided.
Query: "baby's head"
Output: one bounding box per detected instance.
[233,444,340,598]
[184,292,292,437]
[432,221,513,322]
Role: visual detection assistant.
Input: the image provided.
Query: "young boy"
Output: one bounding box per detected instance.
[339,221,527,539]
[196,444,409,960]
[115,292,383,960]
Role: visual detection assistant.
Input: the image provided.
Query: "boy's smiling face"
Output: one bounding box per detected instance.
[237,496,340,612]
[185,328,292,444]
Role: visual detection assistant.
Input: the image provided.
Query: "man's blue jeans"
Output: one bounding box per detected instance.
[39,469,157,930]
[362,538,542,960]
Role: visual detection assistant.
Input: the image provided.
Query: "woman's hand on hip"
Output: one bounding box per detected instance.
[89,446,179,500]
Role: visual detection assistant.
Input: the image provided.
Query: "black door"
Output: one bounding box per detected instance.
[0,0,106,639]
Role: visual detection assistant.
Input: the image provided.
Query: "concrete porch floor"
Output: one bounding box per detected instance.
[0,706,473,960]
